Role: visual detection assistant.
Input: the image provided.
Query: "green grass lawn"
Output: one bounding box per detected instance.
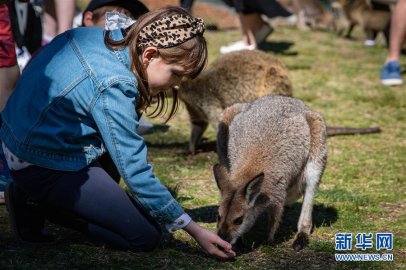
[1,26,405,269]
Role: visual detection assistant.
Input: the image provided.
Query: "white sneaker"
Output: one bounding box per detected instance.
[220,41,256,54]
[364,39,375,47]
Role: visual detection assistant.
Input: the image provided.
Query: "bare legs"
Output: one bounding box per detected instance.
[43,0,75,40]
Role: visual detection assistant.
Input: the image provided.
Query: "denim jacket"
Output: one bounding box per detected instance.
[0,27,184,225]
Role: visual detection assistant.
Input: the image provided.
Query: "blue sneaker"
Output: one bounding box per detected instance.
[380,61,403,86]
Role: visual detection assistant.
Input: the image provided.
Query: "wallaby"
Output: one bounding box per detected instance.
[292,0,336,30]
[334,0,391,45]
[179,50,293,154]
[213,95,328,251]
[179,50,380,154]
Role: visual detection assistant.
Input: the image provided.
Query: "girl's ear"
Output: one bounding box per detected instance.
[82,11,95,27]
[142,47,159,66]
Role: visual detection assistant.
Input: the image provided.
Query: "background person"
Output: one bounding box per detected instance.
[0,1,22,204]
[220,0,292,53]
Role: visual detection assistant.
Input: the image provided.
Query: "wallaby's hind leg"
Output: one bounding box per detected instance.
[293,111,327,251]
[345,24,355,38]
[217,103,249,167]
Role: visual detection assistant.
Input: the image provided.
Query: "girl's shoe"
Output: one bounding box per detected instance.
[5,182,54,244]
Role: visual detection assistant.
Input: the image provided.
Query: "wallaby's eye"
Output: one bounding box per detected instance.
[233,216,244,225]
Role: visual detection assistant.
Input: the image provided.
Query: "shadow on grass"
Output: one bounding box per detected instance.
[183,203,338,249]
[146,139,217,155]
[258,40,298,56]
[142,124,170,135]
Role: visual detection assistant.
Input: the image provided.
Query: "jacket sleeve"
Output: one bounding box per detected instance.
[90,78,184,225]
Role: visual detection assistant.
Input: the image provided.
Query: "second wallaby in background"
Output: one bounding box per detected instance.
[214,95,328,251]
[179,50,293,154]
[179,50,380,155]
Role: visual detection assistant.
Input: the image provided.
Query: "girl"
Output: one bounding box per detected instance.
[0,7,235,259]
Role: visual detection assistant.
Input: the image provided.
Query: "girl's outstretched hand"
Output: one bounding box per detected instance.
[183,220,236,259]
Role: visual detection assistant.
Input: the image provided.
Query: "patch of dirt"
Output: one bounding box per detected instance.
[140,0,239,29]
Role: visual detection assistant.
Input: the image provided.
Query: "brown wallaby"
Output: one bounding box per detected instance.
[214,95,328,251]
[179,50,381,154]
[292,0,336,30]
[334,0,391,44]
[179,50,293,154]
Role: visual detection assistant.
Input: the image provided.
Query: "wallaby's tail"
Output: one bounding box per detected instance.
[217,103,249,168]
[327,126,382,136]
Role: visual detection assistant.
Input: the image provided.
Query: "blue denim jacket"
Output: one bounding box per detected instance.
[0,27,184,225]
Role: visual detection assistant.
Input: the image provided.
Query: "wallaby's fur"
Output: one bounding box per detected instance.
[179,50,293,154]
[335,0,391,43]
[180,50,380,154]
[214,95,328,251]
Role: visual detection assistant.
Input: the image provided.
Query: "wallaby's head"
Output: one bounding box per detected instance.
[213,164,270,245]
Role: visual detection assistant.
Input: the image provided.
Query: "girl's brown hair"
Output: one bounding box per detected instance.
[105,7,207,122]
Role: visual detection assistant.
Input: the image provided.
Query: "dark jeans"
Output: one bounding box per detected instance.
[10,163,162,251]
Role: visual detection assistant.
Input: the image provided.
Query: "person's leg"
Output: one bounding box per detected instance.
[239,13,259,46]
[380,0,406,86]
[386,0,406,62]
[42,0,57,41]
[11,164,162,251]
[53,0,75,35]
[42,0,75,41]
[0,4,19,111]
[0,4,19,204]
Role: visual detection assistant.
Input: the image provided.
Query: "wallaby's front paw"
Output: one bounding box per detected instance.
[292,232,309,251]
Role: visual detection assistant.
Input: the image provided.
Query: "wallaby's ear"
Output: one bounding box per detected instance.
[213,164,230,192]
[245,173,264,205]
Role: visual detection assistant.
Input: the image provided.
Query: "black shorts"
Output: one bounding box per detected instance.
[222,0,291,18]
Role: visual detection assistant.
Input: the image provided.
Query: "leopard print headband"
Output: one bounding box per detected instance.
[137,14,205,48]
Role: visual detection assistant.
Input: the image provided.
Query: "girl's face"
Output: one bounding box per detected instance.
[146,56,185,96]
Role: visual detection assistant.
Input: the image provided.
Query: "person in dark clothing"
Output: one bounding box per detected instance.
[220,0,292,53]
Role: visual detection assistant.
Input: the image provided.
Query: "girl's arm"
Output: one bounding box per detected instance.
[184,220,236,259]
[92,79,184,224]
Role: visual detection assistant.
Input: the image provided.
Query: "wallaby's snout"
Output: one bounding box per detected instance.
[214,164,270,245]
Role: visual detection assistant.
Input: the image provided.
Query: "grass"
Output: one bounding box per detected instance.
[1,26,405,269]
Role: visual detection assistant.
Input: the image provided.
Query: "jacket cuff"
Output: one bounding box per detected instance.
[165,213,192,233]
